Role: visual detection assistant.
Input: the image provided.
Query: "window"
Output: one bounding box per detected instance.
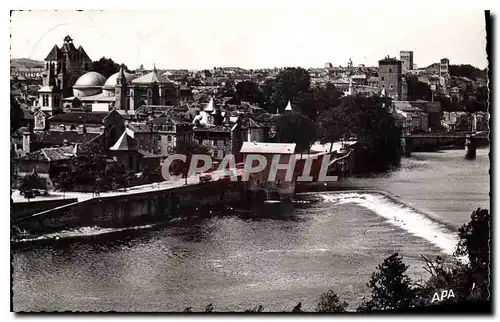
[42,95,49,107]
[382,85,385,88]
[167,135,172,142]
[390,84,394,89]
[389,68,392,73]
[381,77,385,81]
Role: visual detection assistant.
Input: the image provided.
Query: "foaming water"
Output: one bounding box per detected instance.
[14,224,156,243]
[318,192,459,256]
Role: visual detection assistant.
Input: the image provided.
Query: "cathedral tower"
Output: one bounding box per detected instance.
[115,67,128,110]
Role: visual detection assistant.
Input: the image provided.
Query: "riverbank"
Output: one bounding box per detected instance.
[13,147,489,243]
[12,148,488,312]
[11,190,450,312]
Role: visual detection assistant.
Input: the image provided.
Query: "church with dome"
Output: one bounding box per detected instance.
[38,35,181,115]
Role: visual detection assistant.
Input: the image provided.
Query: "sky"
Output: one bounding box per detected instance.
[10,9,488,70]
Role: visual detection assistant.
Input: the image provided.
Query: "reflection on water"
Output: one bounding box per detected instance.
[12,148,489,312]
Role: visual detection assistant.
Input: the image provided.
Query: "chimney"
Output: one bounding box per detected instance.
[78,124,86,134]
[22,131,31,155]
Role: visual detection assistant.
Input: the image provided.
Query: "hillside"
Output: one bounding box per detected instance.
[10,58,44,69]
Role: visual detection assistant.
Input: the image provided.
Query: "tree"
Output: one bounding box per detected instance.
[220,79,236,97]
[449,64,487,80]
[204,303,214,312]
[454,208,490,301]
[92,57,129,79]
[463,85,488,113]
[235,80,263,104]
[319,95,401,173]
[357,253,417,312]
[311,83,344,112]
[275,111,317,153]
[244,305,264,313]
[57,171,73,199]
[262,67,311,114]
[10,94,24,133]
[316,290,349,312]
[291,302,303,312]
[52,142,108,191]
[406,75,433,101]
[414,208,491,305]
[318,104,351,149]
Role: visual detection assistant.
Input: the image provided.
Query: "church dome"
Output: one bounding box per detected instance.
[73,71,106,88]
[73,72,105,98]
[103,71,137,89]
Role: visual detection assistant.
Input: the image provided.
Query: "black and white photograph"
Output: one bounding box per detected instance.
[8,5,491,314]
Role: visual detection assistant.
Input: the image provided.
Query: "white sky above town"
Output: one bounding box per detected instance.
[10,9,488,70]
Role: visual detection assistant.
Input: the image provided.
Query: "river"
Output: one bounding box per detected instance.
[11,148,490,312]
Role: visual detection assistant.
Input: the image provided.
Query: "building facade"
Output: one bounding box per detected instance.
[400,51,414,73]
[440,58,450,78]
[378,57,402,100]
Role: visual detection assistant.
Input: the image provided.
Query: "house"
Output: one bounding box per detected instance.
[230,117,269,163]
[107,131,161,174]
[194,125,232,160]
[239,142,297,200]
[47,112,109,133]
[14,146,77,189]
[393,101,427,133]
[147,115,194,155]
[126,123,159,154]
[27,130,100,154]
[393,100,442,132]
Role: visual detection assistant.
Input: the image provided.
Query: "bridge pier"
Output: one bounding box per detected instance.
[465,136,477,159]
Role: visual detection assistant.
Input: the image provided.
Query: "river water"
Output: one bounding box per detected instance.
[12,148,490,312]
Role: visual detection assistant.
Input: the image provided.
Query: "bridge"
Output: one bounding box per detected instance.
[402,132,489,156]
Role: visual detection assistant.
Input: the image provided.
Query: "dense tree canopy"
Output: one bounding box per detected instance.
[318,95,401,173]
[275,111,317,153]
[235,80,263,104]
[454,208,490,300]
[463,85,489,113]
[449,64,487,80]
[316,290,349,312]
[220,79,236,97]
[262,67,311,114]
[10,94,25,133]
[51,141,108,191]
[357,253,417,312]
[92,57,129,79]
[406,75,433,101]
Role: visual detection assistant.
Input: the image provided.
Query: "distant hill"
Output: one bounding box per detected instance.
[10,58,44,69]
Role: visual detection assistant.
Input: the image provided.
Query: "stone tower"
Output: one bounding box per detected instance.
[43,35,92,98]
[399,51,414,73]
[115,67,128,110]
[378,56,402,100]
